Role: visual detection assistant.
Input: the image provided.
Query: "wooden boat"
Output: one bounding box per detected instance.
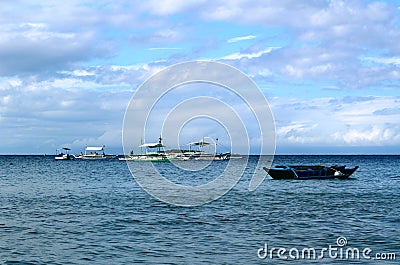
[263,165,359,180]
[55,147,74,160]
[173,151,231,161]
[75,145,116,159]
[173,137,231,161]
[119,153,172,162]
[119,137,172,162]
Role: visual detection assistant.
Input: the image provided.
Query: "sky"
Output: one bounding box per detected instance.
[0,0,399,155]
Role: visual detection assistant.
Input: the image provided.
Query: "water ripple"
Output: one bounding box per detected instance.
[0,155,399,264]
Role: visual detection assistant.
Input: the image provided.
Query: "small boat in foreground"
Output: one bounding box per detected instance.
[264,165,359,180]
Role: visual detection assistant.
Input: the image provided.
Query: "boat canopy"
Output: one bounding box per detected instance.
[85,146,104,151]
[188,141,211,146]
[57,147,71,151]
[139,143,164,148]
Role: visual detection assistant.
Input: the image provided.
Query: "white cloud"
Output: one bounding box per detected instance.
[71,70,96,77]
[1,0,399,89]
[272,95,400,147]
[142,0,206,15]
[0,22,111,76]
[227,35,256,43]
[220,47,276,60]
[56,62,169,89]
[197,1,400,88]
[0,0,399,154]
[362,56,400,66]
[0,79,131,154]
[331,125,400,146]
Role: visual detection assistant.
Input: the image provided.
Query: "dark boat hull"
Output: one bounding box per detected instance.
[263,165,359,180]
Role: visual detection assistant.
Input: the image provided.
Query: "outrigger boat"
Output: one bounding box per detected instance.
[75,146,116,159]
[173,137,231,161]
[264,165,359,180]
[55,147,74,160]
[119,137,171,162]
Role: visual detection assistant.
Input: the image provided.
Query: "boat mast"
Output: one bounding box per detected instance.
[158,136,162,153]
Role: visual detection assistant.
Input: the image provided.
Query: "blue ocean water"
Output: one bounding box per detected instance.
[0,155,398,264]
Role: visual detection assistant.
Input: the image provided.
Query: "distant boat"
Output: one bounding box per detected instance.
[55,147,74,160]
[75,145,116,159]
[173,137,231,161]
[119,137,171,162]
[264,165,359,180]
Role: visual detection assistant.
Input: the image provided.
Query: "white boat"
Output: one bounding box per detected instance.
[75,146,116,159]
[55,147,74,160]
[173,137,231,161]
[119,137,172,162]
[174,151,231,161]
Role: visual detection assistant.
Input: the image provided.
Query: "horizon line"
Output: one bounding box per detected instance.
[0,153,399,156]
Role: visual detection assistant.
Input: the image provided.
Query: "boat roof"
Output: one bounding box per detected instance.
[188,141,211,146]
[85,146,104,151]
[57,147,71,151]
[139,143,164,148]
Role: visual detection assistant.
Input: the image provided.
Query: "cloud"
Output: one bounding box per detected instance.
[196,1,400,88]
[219,47,276,60]
[129,28,184,44]
[329,96,376,104]
[57,61,170,88]
[332,125,400,146]
[0,22,112,76]
[0,1,177,76]
[362,56,400,66]
[141,0,207,15]
[227,35,256,43]
[272,95,400,147]
[0,78,131,153]
[373,107,400,116]
[1,0,399,89]
[0,0,399,154]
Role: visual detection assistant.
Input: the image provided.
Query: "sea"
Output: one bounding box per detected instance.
[0,155,398,264]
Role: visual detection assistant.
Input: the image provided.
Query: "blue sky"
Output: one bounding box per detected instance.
[0,0,399,154]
